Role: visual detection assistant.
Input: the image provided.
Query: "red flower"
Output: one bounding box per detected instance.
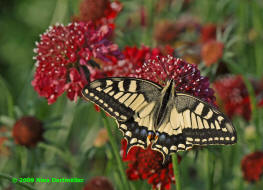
[259,98,263,107]
[74,0,122,26]
[201,40,224,66]
[83,176,114,190]
[154,17,200,44]
[201,24,217,43]
[154,20,179,43]
[135,55,216,105]
[121,140,181,190]
[103,46,162,77]
[213,75,251,121]
[12,116,44,147]
[32,22,123,104]
[241,151,263,182]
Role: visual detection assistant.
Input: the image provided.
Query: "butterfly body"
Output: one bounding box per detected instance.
[82,77,237,162]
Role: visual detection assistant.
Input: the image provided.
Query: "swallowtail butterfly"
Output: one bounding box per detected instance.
[82,77,237,162]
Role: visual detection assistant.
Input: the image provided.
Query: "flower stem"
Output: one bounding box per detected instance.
[144,0,156,46]
[0,173,36,190]
[172,154,181,190]
[206,150,215,190]
[101,112,131,190]
[50,0,69,25]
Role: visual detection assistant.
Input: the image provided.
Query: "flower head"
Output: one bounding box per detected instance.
[201,40,224,66]
[121,140,181,190]
[201,24,217,43]
[241,151,263,182]
[32,22,123,104]
[74,0,122,26]
[83,176,114,190]
[135,55,216,105]
[103,46,162,77]
[213,75,251,120]
[154,20,180,43]
[12,116,44,147]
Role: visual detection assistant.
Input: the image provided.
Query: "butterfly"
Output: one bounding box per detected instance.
[82,77,237,162]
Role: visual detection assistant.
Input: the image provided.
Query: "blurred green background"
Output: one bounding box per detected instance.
[1,0,263,190]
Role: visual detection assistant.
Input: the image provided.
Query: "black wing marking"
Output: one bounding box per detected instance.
[175,93,237,145]
[152,93,237,162]
[82,77,162,121]
[118,118,149,151]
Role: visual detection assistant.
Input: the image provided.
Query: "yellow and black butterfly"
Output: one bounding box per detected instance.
[82,77,237,162]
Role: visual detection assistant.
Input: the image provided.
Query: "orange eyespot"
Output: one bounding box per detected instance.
[147,134,154,141]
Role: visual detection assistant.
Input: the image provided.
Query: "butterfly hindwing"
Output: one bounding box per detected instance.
[175,93,237,145]
[118,118,149,151]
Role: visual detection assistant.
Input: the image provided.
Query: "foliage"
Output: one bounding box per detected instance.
[0,0,263,189]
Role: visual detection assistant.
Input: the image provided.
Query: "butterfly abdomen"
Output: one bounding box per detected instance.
[156,80,175,126]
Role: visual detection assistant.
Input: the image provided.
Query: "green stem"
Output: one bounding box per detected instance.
[0,75,14,118]
[242,77,261,140]
[50,0,69,25]
[172,154,181,190]
[101,112,131,190]
[144,0,156,46]
[252,1,263,77]
[206,151,215,190]
[0,173,36,190]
